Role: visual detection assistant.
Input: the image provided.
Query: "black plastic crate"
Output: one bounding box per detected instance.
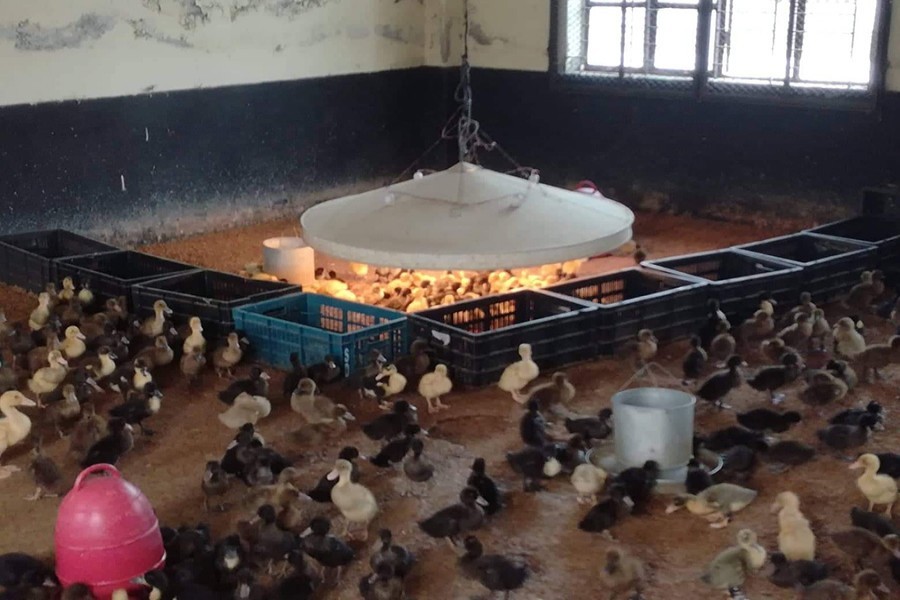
[56,251,197,309]
[861,186,900,216]
[0,230,117,292]
[734,232,877,303]
[406,289,598,387]
[133,270,300,340]
[644,249,801,322]
[546,268,708,355]
[808,216,900,273]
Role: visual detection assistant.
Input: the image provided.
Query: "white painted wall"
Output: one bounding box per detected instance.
[0,0,425,106]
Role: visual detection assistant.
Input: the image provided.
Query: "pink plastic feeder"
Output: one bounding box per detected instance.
[54,464,165,599]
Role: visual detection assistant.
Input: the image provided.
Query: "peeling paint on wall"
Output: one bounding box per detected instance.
[440,17,453,63]
[14,13,116,51]
[468,21,508,46]
[375,24,406,43]
[128,19,193,48]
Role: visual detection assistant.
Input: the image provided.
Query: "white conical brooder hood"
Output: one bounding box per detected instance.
[300,162,634,270]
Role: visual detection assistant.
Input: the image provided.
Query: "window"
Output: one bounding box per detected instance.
[556,0,888,102]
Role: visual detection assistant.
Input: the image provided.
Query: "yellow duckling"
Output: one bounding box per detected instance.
[77,281,94,307]
[665,483,758,528]
[771,491,816,561]
[376,364,407,397]
[28,292,52,331]
[850,453,897,515]
[327,458,378,540]
[182,316,206,355]
[405,288,429,313]
[59,277,76,302]
[570,463,607,504]
[349,262,369,277]
[0,391,37,478]
[418,363,452,413]
[497,343,539,400]
[440,294,456,306]
[334,288,358,302]
[28,350,69,407]
[212,332,243,378]
[140,300,173,338]
[60,326,87,360]
[320,278,349,297]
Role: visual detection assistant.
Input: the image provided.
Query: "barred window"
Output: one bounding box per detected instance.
[555,0,888,103]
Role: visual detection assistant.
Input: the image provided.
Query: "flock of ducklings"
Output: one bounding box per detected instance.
[0,266,898,599]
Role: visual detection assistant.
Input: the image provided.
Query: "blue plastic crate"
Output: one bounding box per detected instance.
[233,293,408,376]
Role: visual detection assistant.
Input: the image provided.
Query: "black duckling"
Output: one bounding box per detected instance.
[699,299,730,349]
[746,352,802,403]
[686,458,713,495]
[242,447,275,488]
[817,414,878,453]
[201,460,230,512]
[218,367,270,406]
[253,505,299,574]
[578,483,631,534]
[308,446,361,503]
[768,551,829,588]
[137,569,217,600]
[696,355,745,409]
[564,408,613,442]
[467,457,502,515]
[0,553,54,589]
[108,381,162,436]
[552,435,588,474]
[307,355,341,387]
[221,425,256,476]
[701,427,765,452]
[736,408,801,433]
[418,487,486,546]
[826,358,858,390]
[232,569,266,600]
[369,529,415,579]
[281,352,307,401]
[394,338,431,384]
[107,357,152,398]
[875,452,900,478]
[519,399,547,447]
[80,417,134,468]
[830,401,883,427]
[716,445,758,483]
[359,563,404,600]
[213,534,246,587]
[850,506,900,537]
[362,400,418,441]
[759,440,816,468]
[26,436,63,501]
[402,437,434,487]
[274,550,318,600]
[60,583,94,600]
[613,460,659,514]
[301,516,355,577]
[459,535,529,598]
[682,335,707,384]
[370,424,421,468]
[506,445,560,492]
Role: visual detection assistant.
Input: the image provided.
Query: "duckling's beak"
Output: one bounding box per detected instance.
[328,361,337,369]
[326,470,339,481]
[260,372,271,381]
[130,576,148,586]
[57,357,69,367]
[664,504,682,514]
[300,527,312,537]
[164,308,173,316]
[343,412,356,421]
[740,361,749,367]
[76,332,86,340]
[849,460,864,470]
[169,328,178,336]
[240,337,249,345]
[769,503,781,514]
[475,496,489,508]
[124,424,134,433]
[109,353,118,361]
[87,378,103,392]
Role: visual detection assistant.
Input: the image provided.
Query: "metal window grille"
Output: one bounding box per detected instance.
[557,0,886,97]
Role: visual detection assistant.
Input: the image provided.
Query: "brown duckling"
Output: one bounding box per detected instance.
[0,353,17,393]
[139,300,173,338]
[855,336,900,382]
[778,313,813,350]
[134,335,174,369]
[28,292,52,331]
[710,320,737,366]
[68,402,106,461]
[26,327,61,374]
[202,460,230,512]
[26,436,63,501]
[784,291,816,322]
[827,359,858,390]
[394,338,431,384]
[801,371,848,407]
[45,383,81,438]
[682,335,707,383]
[518,371,575,416]
[180,345,207,388]
[800,568,888,600]
[829,528,899,570]
[809,308,831,349]
[739,309,775,344]
[212,332,243,378]
[618,328,658,368]
[761,337,792,364]
[747,352,802,404]
[182,316,206,355]
[696,355,745,409]
[599,547,646,599]
[845,271,879,313]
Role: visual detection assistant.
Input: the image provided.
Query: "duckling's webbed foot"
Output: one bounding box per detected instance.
[0,465,21,479]
[23,487,43,501]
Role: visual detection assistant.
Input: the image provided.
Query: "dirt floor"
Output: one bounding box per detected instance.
[1,211,899,600]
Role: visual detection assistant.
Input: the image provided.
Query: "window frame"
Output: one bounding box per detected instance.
[550,0,893,110]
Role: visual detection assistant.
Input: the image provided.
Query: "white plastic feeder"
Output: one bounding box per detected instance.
[263,237,315,286]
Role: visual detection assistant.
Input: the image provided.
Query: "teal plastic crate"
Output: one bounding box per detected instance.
[233,293,408,376]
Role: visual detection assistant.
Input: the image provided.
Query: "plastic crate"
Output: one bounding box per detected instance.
[644,249,801,322]
[734,232,877,303]
[406,289,598,387]
[0,230,117,293]
[545,268,708,355]
[55,251,197,309]
[133,270,300,341]
[233,293,408,376]
[860,186,900,216]
[808,216,900,271]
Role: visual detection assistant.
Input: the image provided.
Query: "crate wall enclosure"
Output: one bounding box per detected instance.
[133,270,300,341]
[55,251,197,309]
[734,232,877,303]
[643,249,801,321]
[0,230,117,293]
[232,293,408,376]
[807,216,900,280]
[545,268,708,355]
[406,289,598,387]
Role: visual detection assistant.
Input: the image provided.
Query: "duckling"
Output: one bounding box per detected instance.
[419,486,486,547]
[0,553,55,591]
[850,506,900,537]
[376,363,407,398]
[67,402,105,461]
[700,298,730,349]
[307,447,361,503]
[182,316,206,355]
[180,345,207,388]
[219,366,270,405]
[139,300,173,338]
[25,326,61,374]
[737,408,802,433]
[817,414,878,453]
[58,326,86,360]
[856,336,900,381]
[458,535,529,599]
[739,309,775,346]
[618,328,659,369]
[395,338,431,384]
[834,316,867,359]
[785,291,816,321]
[809,308,830,348]
[77,280,94,308]
[701,426,765,452]
[747,352,802,404]
[57,276,76,303]
[801,569,888,600]
[28,293,51,332]
[290,377,350,427]
[599,547,646,600]
[328,458,378,540]
[25,436,62,501]
[767,551,829,589]
[0,355,16,394]
[577,482,631,535]
[417,363,452,413]
[850,453,897,515]
[307,354,341,387]
[845,270,879,312]
[109,381,163,436]
[133,335,174,370]
[666,483,758,528]
[201,460,230,512]
[718,444,761,483]
[275,550,319,599]
[710,321,737,367]
[759,440,816,468]
[27,350,68,407]
[875,452,900,478]
[613,460,659,514]
[468,457,502,516]
[564,407,613,442]
[358,563,404,600]
[212,332,243,378]
[362,400,418,441]
[46,383,81,437]
[686,457,713,494]
[404,288,429,313]
[80,417,134,468]
[570,462,607,504]
[830,528,900,569]
[827,358,858,390]
[778,312,813,349]
[696,355,745,409]
[700,529,767,591]
[218,393,272,430]
[801,371,848,407]
[369,528,415,579]
[682,335,708,384]
[506,444,561,492]
[519,371,575,417]
[771,491,816,561]
[761,337,791,363]
[369,424,421,468]
[402,437,434,496]
[497,343,539,400]
[81,346,117,383]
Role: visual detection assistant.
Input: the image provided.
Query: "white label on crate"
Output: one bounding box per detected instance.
[431,330,450,346]
[343,348,351,376]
